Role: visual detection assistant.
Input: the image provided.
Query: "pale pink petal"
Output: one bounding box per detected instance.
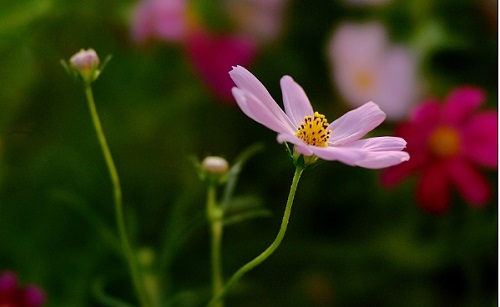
[328,22,387,65]
[377,47,419,120]
[280,76,314,126]
[310,146,367,166]
[131,0,155,43]
[416,163,451,214]
[355,151,410,169]
[154,0,188,41]
[131,0,187,43]
[277,133,314,156]
[328,101,386,145]
[346,136,408,151]
[462,111,498,168]
[447,158,491,206]
[380,151,430,186]
[230,66,295,130]
[232,88,294,134]
[311,137,409,168]
[442,87,485,125]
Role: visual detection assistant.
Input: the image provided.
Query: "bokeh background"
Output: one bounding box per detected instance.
[0,0,497,306]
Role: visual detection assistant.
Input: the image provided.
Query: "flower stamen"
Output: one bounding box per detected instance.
[296,112,332,147]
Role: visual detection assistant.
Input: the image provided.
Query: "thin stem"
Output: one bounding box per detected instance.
[84,85,151,307]
[206,184,224,307]
[207,166,304,307]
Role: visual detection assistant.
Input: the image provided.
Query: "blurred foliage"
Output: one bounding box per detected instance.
[0,0,496,306]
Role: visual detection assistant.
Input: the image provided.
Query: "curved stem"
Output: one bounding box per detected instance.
[207,184,224,307]
[207,166,304,307]
[84,85,151,307]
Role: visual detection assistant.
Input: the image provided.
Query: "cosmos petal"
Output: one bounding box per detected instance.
[232,88,294,134]
[230,66,295,131]
[442,87,485,125]
[462,111,498,168]
[416,163,450,214]
[277,133,314,156]
[380,151,430,186]
[311,138,409,169]
[355,151,410,169]
[448,158,491,206]
[280,76,314,126]
[328,101,386,145]
[346,137,407,151]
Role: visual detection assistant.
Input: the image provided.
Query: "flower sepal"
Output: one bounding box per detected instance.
[286,143,318,169]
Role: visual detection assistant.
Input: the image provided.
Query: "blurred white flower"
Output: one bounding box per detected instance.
[327,22,419,121]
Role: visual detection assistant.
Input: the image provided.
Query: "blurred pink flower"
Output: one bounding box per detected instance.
[131,0,259,102]
[0,271,46,307]
[230,66,409,168]
[225,0,288,44]
[381,87,498,213]
[186,30,258,101]
[327,22,419,121]
[131,0,189,43]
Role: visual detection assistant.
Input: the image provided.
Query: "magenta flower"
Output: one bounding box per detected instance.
[229,66,409,168]
[186,30,257,101]
[0,271,46,307]
[381,87,498,213]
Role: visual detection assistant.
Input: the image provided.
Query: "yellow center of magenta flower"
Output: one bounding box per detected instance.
[296,112,332,147]
[428,126,461,158]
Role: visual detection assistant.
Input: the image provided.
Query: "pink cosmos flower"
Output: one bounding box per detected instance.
[131,0,189,43]
[0,271,46,307]
[381,87,498,213]
[327,22,419,121]
[229,66,410,168]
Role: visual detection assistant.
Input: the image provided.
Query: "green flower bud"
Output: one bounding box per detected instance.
[69,49,100,83]
[202,156,229,176]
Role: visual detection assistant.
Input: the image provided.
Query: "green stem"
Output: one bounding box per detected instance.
[206,184,224,307]
[84,85,151,307]
[207,166,304,307]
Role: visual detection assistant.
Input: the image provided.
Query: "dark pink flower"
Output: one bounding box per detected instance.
[0,271,46,307]
[381,87,498,213]
[185,30,257,102]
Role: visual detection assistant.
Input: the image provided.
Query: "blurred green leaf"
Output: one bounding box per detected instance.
[0,0,53,35]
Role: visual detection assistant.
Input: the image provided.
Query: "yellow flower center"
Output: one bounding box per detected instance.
[428,126,461,158]
[354,70,374,91]
[296,112,332,147]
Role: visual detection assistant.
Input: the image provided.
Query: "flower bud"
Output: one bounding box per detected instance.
[69,49,100,83]
[202,156,229,176]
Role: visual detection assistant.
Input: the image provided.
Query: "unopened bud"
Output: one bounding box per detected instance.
[69,49,100,83]
[202,156,229,175]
